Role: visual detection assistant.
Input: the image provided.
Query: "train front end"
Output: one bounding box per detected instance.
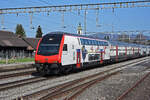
[35,34,64,75]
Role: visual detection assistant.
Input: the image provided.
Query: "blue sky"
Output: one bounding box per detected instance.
[0,0,150,37]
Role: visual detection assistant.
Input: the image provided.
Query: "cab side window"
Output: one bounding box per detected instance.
[63,44,68,51]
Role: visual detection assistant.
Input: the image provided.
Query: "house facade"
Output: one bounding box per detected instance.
[0,30,40,59]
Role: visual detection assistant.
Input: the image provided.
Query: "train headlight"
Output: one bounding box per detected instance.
[53,61,58,63]
[36,60,41,63]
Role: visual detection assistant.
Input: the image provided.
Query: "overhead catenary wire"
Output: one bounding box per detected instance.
[0,0,150,14]
[1,0,150,36]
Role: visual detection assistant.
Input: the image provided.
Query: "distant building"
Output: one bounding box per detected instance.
[0,30,40,59]
[77,23,82,35]
[22,37,40,50]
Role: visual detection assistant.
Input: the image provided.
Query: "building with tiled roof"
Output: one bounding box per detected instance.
[0,30,39,59]
[22,38,40,50]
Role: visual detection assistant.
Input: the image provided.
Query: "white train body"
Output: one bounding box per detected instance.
[35,32,150,75]
[62,35,110,66]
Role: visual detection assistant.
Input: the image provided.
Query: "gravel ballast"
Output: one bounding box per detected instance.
[76,60,150,100]
[0,57,149,100]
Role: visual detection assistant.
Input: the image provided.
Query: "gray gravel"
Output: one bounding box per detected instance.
[0,57,149,100]
[76,59,150,100]
[124,71,150,100]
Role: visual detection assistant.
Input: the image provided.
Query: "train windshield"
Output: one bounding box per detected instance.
[37,34,63,56]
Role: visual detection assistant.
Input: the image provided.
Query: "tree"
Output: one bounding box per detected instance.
[36,25,43,38]
[15,24,26,37]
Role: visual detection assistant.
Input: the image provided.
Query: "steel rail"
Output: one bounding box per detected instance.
[117,71,150,100]
[36,59,148,100]
[0,66,34,73]
[0,70,35,79]
[15,57,148,100]
[47,71,120,100]
[0,77,47,91]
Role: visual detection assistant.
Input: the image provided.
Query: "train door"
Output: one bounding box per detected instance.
[125,47,127,59]
[76,49,81,68]
[104,46,110,60]
[100,49,103,64]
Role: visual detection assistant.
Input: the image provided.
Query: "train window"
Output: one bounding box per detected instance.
[86,40,89,45]
[83,39,85,45]
[85,39,88,45]
[103,41,107,46]
[41,34,63,44]
[87,39,89,45]
[37,44,60,56]
[103,42,106,46]
[104,42,108,46]
[102,41,104,46]
[99,41,101,46]
[98,41,100,46]
[83,39,86,45]
[81,39,84,45]
[91,40,93,45]
[95,40,98,45]
[92,40,94,45]
[93,40,95,45]
[87,40,90,45]
[91,40,94,45]
[80,39,84,45]
[63,44,68,51]
[101,41,104,46]
[88,40,92,45]
[96,41,99,45]
[89,40,92,45]
[99,41,102,46]
[106,42,108,46]
[82,39,85,45]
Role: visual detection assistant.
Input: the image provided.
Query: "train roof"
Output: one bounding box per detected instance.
[47,31,108,41]
[109,40,150,48]
[46,32,150,48]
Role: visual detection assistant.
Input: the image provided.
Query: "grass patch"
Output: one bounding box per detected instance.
[0,58,34,64]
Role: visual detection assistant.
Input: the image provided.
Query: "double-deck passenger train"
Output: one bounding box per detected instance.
[35,32,150,75]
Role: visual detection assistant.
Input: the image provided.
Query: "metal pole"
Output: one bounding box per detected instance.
[6,50,8,64]
[1,14,4,29]
[30,13,34,29]
[84,10,87,35]
[96,9,99,27]
[62,11,65,28]
[111,23,114,40]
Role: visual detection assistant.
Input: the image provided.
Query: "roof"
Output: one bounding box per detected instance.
[47,31,107,41]
[22,38,40,50]
[0,30,17,38]
[0,30,28,47]
[109,40,149,47]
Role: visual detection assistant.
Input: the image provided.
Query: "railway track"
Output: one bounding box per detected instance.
[0,65,34,73]
[15,57,149,100]
[0,76,47,91]
[117,71,150,100]
[0,70,36,79]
